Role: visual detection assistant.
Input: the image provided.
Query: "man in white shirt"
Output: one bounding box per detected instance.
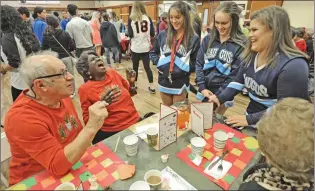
[66,4,94,57]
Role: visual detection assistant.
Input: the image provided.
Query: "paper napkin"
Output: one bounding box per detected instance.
[204,156,232,179]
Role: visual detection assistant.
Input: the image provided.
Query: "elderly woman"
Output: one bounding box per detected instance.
[239,97,314,190]
[76,50,140,144]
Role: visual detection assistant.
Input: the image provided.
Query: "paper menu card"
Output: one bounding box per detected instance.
[160,103,177,118]
[191,103,213,137]
[159,104,177,150]
[161,166,197,190]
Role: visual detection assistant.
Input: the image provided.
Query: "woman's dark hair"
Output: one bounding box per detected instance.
[291,27,297,39]
[207,2,246,49]
[111,12,117,21]
[53,11,59,17]
[296,28,306,38]
[32,6,45,19]
[17,6,30,17]
[45,15,59,36]
[67,4,78,16]
[1,5,40,55]
[102,13,110,22]
[80,15,90,21]
[166,1,195,49]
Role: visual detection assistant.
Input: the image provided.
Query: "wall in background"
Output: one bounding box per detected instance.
[2,0,314,29]
[95,1,152,8]
[95,1,133,8]
[2,1,95,8]
[282,1,314,29]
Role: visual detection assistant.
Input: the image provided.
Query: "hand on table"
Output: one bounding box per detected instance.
[225,115,248,127]
[208,94,221,107]
[201,89,213,100]
[88,101,109,130]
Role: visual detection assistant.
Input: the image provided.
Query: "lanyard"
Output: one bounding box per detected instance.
[169,35,184,73]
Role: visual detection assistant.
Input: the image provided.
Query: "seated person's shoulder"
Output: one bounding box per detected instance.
[107,67,118,74]
[287,57,308,65]
[104,68,121,78]
[5,97,74,134]
[5,105,49,136]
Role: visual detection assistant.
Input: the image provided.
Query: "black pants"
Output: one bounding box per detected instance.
[92,131,119,145]
[11,86,23,102]
[91,117,145,145]
[131,51,153,83]
[112,45,122,63]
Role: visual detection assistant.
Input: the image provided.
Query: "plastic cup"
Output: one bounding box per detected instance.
[123,135,139,156]
[190,137,206,156]
[146,127,158,147]
[213,131,228,150]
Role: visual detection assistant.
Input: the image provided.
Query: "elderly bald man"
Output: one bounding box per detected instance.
[4,51,108,186]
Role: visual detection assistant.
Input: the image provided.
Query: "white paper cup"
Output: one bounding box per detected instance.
[147,127,158,135]
[190,137,206,156]
[55,182,75,190]
[146,127,158,147]
[129,181,150,190]
[123,135,139,156]
[144,170,162,189]
[213,131,228,150]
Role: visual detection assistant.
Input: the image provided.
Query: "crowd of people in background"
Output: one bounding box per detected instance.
[0,1,314,190]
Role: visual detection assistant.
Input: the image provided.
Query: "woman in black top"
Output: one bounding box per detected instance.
[42,15,76,71]
[42,15,76,96]
[1,5,40,101]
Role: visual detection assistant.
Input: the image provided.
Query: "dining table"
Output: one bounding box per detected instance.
[8,112,261,190]
[102,113,261,190]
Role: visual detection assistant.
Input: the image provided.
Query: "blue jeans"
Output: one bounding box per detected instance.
[104,47,119,65]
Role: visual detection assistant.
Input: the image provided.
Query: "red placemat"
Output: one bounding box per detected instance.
[176,123,259,190]
[9,142,124,190]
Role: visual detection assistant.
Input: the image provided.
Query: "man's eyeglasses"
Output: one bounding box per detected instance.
[36,69,70,80]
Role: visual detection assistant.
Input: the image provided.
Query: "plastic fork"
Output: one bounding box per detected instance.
[217,151,229,172]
